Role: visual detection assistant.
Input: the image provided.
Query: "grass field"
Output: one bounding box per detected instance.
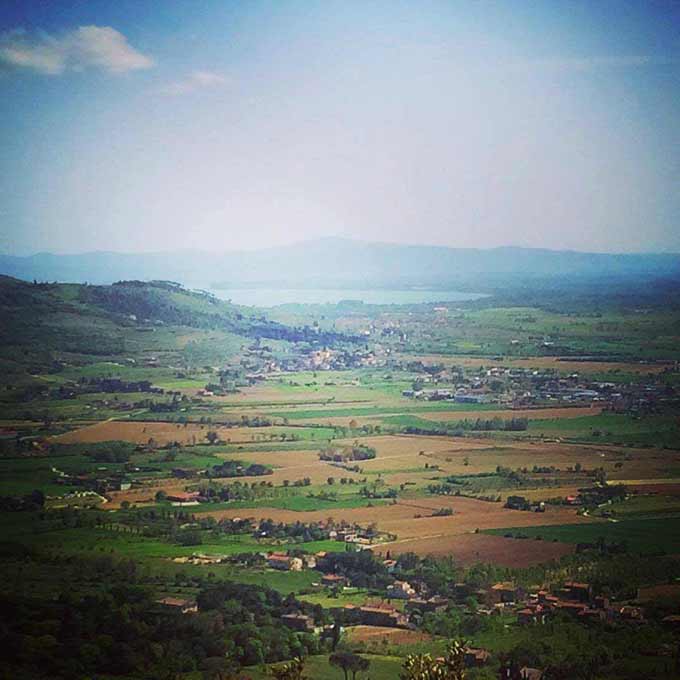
[485,516,680,554]
[526,413,680,447]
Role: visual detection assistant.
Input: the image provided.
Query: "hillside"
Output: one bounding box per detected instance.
[0,276,352,377]
[2,238,679,288]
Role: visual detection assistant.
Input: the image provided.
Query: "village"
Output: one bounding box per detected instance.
[154,545,673,680]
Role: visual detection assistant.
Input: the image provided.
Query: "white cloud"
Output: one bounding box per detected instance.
[159,70,227,96]
[0,25,154,75]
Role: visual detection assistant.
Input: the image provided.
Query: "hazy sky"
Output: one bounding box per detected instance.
[1,1,678,255]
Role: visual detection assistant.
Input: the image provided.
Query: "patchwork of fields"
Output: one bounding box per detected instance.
[9,351,680,611]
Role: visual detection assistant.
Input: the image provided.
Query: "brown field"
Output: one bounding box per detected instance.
[404,354,674,375]
[372,532,575,567]
[53,420,291,446]
[203,494,593,551]
[637,584,680,603]
[329,435,679,485]
[216,449,365,485]
[419,405,604,423]
[107,481,190,508]
[203,383,388,405]
[292,404,603,428]
[616,478,680,485]
[344,626,432,645]
[621,481,680,495]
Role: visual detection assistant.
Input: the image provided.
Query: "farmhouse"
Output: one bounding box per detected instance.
[321,573,348,587]
[354,604,408,628]
[386,580,417,600]
[561,581,592,603]
[281,613,314,632]
[464,647,491,667]
[167,491,201,505]
[488,582,523,604]
[155,597,198,614]
[267,553,303,571]
[405,596,448,614]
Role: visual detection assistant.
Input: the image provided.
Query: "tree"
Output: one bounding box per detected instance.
[594,468,608,486]
[272,657,307,680]
[329,652,370,680]
[206,431,219,445]
[400,640,466,680]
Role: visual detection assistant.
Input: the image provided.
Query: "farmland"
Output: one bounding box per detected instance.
[2,276,680,679]
[485,516,680,555]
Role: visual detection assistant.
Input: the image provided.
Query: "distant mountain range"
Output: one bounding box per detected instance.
[1,238,679,289]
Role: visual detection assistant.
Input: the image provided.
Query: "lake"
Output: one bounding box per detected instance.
[204,287,488,307]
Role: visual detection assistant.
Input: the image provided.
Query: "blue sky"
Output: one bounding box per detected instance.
[1,0,678,254]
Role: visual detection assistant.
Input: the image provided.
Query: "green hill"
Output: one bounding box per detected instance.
[0,276,353,379]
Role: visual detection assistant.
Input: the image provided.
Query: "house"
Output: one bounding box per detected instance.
[488,582,523,604]
[500,665,544,680]
[356,604,408,628]
[464,647,490,667]
[155,597,198,614]
[553,601,587,616]
[593,595,609,610]
[517,608,545,625]
[561,581,592,603]
[281,613,314,632]
[520,668,543,680]
[322,573,348,587]
[383,559,397,574]
[386,580,417,600]
[578,608,605,623]
[167,491,201,505]
[618,605,645,622]
[302,554,317,569]
[405,596,448,614]
[267,553,303,571]
[315,551,331,570]
[454,393,489,404]
[454,582,473,600]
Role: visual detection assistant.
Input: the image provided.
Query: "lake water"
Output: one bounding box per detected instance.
[205,287,488,307]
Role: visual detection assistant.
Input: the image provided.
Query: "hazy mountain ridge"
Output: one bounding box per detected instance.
[2,238,679,288]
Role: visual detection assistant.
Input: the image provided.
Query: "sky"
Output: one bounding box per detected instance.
[0,0,678,255]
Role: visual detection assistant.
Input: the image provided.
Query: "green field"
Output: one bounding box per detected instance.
[526,413,680,447]
[486,516,680,554]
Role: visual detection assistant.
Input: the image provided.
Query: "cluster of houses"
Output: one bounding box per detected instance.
[398,360,678,412]
[401,387,491,404]
[462,580,648,628]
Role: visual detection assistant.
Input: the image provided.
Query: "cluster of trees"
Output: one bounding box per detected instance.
[0,488,45,512]
[206,460,272,479]
[577,482,626,509]
[194,480,276,503]
[401,417,528,437]
[255,519,336,543]
[318,550,392,590]
[319,443,377,463]
[84,441,135,463]
[359,485,398,499]
[0,549,327,679]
